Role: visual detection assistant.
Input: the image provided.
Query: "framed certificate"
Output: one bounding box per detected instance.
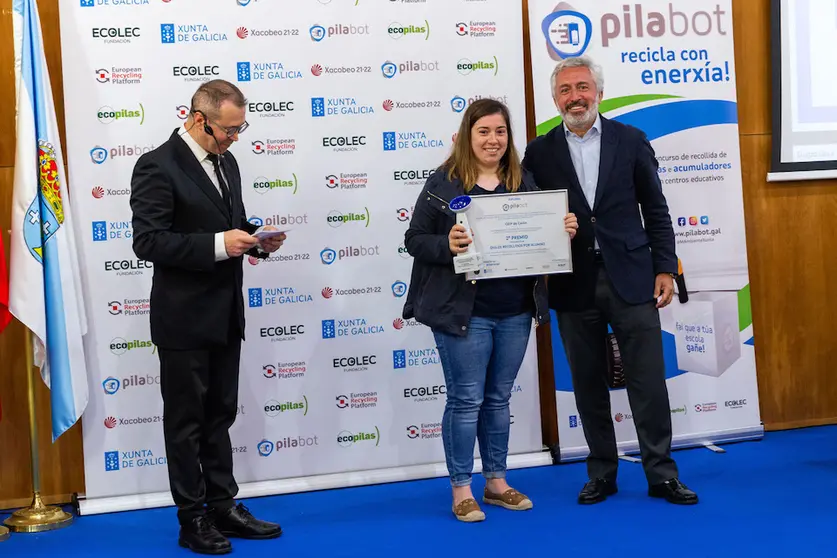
[463,190,572,281]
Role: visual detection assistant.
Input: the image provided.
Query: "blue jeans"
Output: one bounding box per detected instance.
[433,313,532,487]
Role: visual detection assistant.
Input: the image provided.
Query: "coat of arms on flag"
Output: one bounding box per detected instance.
[23,141,64,263]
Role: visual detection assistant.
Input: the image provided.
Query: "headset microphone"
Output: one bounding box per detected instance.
[195,109,224,158]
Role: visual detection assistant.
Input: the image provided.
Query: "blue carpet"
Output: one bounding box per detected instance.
[3,426,837,557]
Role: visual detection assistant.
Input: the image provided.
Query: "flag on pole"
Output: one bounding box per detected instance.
[10,0,89,441]
[1,233,10,423]
[0,234,10,333]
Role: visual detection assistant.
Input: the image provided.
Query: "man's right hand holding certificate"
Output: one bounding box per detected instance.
[564,214,579,240]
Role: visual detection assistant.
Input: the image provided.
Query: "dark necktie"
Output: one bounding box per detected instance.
[206,153,231,210]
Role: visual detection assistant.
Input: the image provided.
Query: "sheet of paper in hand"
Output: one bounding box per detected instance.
[252,226,290,240]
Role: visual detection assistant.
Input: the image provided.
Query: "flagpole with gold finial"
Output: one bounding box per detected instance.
[0,525,9,542]
[3,329,72,533]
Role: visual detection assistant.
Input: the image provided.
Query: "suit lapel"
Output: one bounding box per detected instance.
[170,130,231,223]
[550,125,590,213]
[593,117,619,211]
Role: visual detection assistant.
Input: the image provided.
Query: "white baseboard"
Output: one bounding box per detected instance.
[77,451,553,516]
[557,425,765,462]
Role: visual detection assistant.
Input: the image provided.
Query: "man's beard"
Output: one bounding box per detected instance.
[560,98,599,129]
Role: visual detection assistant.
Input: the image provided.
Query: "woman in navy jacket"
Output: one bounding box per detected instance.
[403,99,578,522]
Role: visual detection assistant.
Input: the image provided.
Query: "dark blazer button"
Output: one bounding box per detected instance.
[587,247,593,252]
[591,217,597,223]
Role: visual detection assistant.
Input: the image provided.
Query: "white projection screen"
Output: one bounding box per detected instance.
[769,0,837,181]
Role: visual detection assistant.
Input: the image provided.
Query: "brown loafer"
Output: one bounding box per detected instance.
[452,498,486,522]
[483,488,533,511]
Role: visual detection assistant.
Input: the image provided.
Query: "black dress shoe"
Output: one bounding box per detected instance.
[578,478,618,505]
[648,478,699,505]
[209,503,283,540]
[179,516,232,555]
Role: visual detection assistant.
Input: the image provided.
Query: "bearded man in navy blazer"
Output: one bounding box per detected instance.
[522,56,698,506]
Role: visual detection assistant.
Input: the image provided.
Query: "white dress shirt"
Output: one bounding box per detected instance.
[179,125,230,262]
[565,114,602,249]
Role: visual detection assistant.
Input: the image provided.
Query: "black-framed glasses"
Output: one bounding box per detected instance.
[210,117,249,138]
[197,110,249,138]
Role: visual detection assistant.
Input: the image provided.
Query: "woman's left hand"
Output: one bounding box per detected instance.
[564,213,579,239]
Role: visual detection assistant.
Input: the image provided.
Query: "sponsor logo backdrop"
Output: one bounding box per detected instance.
[60,0,541,500]
[528,0,762,459]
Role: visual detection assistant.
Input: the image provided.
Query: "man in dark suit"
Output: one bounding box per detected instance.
[522,56,698,506]
[131,80,286,554]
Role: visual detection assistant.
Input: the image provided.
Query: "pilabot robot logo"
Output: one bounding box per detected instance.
[541,3,593,60]
[257,440,274,457]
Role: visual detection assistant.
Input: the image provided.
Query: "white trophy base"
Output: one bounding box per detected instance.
[454,251,482,274]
